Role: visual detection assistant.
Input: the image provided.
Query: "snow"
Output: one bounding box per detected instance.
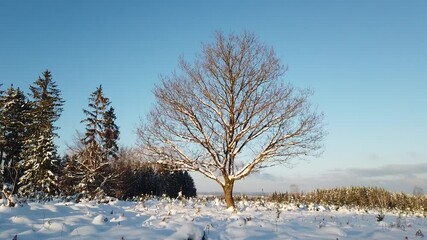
[0,197,425,239]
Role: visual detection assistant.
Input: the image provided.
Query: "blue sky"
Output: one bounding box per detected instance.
[1,0,426,193]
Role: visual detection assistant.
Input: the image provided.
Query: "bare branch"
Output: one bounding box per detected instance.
[137,31,325,208]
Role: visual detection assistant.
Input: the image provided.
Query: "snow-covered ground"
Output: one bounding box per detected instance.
[0,197,426,239]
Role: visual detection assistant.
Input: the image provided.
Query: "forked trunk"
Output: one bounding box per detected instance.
[222,180,235,209]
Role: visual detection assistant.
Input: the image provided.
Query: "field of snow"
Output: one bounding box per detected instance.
[0,197,426,240]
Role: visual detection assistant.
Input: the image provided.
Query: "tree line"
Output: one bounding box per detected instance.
[0,70,196,206]
[270,186,427,213]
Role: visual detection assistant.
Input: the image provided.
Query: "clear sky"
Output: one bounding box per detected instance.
[1,0,426,194]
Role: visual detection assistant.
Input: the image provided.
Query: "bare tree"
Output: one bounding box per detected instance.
[138,32,325,208]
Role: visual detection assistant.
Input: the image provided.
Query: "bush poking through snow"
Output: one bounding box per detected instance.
[376,212,385,222]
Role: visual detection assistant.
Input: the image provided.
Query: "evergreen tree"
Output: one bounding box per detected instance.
[19,134,58,197]
[181,171,197,197]
[102,107,119,160]
[78,85,119,199]
[110,156,197,199]
[58,154,82,197]
[19,70,64,198]
[161,171,197,198]
[0,84,5,189]
[29,70,64,133]
[0,86,32,197]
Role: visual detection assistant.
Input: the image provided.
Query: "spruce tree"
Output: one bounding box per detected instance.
[59,154,82,197]
[19,134,58,197]
[0,84,5,189]
[19,70,64,198]
[0,86,32,200]
[181,171,197,197]
[102,107,119,160]
[78,85,119,199]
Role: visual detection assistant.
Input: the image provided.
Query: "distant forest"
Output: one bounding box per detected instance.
[0,70,196,206]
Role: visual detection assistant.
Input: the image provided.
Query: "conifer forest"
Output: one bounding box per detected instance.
[0,70,196,207]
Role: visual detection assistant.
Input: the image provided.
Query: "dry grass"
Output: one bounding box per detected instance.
[269,187,427,213]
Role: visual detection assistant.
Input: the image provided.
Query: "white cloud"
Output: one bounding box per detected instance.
[288,163,427,193]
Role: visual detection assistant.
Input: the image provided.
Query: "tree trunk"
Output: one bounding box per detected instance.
[2,186,15,207]
[222,180,235,209]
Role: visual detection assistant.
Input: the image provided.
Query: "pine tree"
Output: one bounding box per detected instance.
[0,86,32,204]
[77,85,119,199]
[19,70,64,198]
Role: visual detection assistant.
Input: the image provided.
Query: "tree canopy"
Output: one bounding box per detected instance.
[138,32,325,208]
